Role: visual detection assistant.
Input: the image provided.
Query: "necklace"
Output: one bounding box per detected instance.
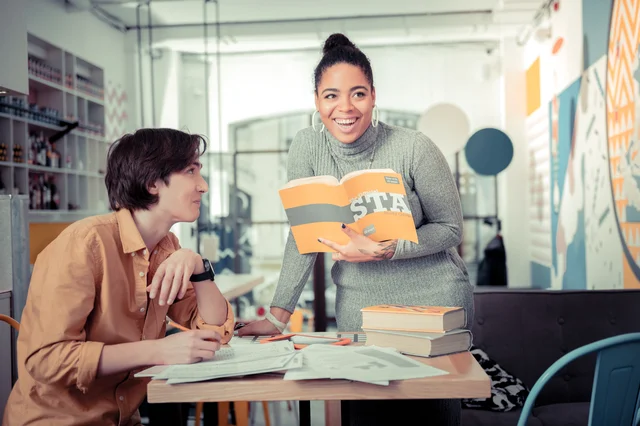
[325,125,386,180]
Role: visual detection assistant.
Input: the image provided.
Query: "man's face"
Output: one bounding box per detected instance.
[153,161,208,223]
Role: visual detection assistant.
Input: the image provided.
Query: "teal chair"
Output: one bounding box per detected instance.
[518,333,640,426]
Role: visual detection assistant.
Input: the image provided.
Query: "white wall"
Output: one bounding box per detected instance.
[176,44,503,153]
[499,38,530,287]
[0,0,28,95]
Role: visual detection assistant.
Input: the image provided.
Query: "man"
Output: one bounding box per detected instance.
[3,128,234,426]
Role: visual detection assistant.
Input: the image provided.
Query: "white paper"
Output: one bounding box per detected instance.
[283,345,447,385]
[166,352,303,385]
[135,341,295,379]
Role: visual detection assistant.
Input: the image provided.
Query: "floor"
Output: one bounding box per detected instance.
[142,400,327,426]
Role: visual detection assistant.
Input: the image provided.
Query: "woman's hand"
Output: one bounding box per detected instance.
[319,224,397,262]
[147,248,201,306]
[235,319,281,336]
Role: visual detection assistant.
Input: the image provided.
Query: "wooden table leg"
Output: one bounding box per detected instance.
[324,401,342,426]
[299,400,311,426]
[234,401,250,426]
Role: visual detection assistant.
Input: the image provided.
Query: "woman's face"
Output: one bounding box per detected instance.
[315,63,376,144]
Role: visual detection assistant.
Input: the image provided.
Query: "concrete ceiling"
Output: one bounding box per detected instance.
[70,0,546,53]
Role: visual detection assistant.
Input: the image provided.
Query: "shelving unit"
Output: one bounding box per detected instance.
[0,34,109,222]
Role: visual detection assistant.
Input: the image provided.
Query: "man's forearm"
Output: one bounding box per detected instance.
[193,281,228,325]
[97,340,157,377]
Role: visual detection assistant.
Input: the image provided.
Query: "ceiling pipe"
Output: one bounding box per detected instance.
[515,0,554,46]
[125,9,494,31]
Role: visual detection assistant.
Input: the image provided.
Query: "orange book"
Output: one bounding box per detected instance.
[279,169,418,254]
[360,305,466,333]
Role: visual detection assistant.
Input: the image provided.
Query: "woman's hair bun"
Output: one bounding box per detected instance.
[322,33,357,55]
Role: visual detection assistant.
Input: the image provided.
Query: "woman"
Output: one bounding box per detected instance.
[239,33,473,425]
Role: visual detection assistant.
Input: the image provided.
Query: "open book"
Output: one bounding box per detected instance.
[279,169,419,254]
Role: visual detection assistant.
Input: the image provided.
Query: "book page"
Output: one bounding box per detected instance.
[339,168,395,184]
[281,175,340,189]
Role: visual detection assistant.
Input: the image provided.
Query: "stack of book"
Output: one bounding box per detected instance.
[361,305,472,358]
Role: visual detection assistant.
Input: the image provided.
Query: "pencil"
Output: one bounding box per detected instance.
[167,320,191,332]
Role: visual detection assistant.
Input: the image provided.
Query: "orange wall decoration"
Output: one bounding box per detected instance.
[526,57,541,116]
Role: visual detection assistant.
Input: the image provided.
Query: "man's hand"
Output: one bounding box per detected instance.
[147,248,202,306]
[318,224,397,263]
[153,329,222,365]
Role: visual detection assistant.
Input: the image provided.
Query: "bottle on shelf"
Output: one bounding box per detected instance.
[29,175,40,210]
[28,55,61,85]
[29,173,59,210]
[48,175,59,210]
[28,131,61,168]
[0,143,7,162]
[13,144,23,163]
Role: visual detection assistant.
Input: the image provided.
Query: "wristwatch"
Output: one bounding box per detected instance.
[190,258,215,282]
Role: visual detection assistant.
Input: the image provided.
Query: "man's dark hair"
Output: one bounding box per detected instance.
[105,128,207,211]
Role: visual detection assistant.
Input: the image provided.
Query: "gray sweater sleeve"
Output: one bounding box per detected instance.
[270,131,319,313]
[392,133,463,260]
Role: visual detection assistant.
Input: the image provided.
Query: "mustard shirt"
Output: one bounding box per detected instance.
[3,209,234,426]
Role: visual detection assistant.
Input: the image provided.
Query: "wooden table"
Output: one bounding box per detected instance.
[147,343,490,425]
[215,274,264,301]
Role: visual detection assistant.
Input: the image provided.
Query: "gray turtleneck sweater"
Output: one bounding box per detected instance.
[271,122,474,332]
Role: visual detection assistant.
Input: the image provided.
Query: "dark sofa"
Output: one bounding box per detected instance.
[461,288,640,426]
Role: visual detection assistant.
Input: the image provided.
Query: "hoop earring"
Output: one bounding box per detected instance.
[312,110,325,133]
[371,105,379,127]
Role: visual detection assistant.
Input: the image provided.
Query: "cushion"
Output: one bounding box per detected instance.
[533,402,590,426]
[462,346,530,412]
[461,408,543,426]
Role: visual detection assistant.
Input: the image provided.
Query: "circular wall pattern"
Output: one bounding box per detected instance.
[464,128,514,176]
[417,103,470,157]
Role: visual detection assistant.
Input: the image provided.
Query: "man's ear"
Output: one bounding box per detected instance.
[148,180,160,195]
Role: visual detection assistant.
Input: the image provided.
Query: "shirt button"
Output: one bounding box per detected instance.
[143,249,148,255]
[140,307,145,313]
[139,272,145,277]
[153,250,158,254]
[131,253,135,257]
[119,396,124,401]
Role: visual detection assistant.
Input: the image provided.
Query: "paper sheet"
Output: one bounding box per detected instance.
[283,345,448,385]
[135,340,294,379]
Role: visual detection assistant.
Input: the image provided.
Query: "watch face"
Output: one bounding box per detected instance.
[203,259,215,280]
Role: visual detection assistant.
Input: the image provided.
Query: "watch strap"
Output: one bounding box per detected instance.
[190,258,215,282]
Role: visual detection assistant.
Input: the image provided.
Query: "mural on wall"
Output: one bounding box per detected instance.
[528,0,640,289]
[105,80,129,143]
[607,0,640,288]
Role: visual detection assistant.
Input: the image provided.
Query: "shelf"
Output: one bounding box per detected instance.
[29,209,111,223]
[27,75,104,106]
[0,161,104,178]
[73,130,105,142]
[0,103,78,143]
[28,74,66,94]
[0,34,108,224]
